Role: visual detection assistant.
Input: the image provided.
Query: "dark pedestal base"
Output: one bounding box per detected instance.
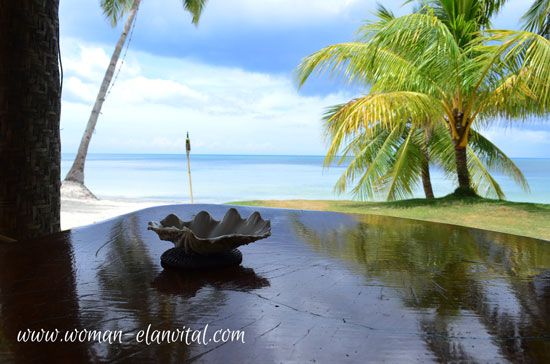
[160,248,243,270]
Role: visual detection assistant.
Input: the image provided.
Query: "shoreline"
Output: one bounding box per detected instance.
[61,197,175,230]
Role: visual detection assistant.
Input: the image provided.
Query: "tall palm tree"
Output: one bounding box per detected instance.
[0,0,62,239]
[297,1,550,196]
[320,4,528,201]
[63,0,209,198]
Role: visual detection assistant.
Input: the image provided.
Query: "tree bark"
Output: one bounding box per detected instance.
[64,0,141,184]
[421,128,434,199]
[0,0,61,239]
[421,160,435,199]
[421,156,434,200]
[451,110,475,196]
[454,144,471,189]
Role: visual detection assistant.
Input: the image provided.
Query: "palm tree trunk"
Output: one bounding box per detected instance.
[421,161,434,199]
[454,144,471,190]
[0,0,61,239]
[422,155,434,199]
[452,111,476,197]
[64,0,141,184]
[421,130,434,199]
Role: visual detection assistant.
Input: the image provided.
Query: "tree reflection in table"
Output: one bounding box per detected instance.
[291,214,550,362]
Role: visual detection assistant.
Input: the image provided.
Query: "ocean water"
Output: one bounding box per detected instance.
[61,154,550,204]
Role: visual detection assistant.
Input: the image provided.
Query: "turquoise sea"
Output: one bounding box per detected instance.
[61,154,550,204]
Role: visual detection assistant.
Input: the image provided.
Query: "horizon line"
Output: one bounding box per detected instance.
[60,152,549,159]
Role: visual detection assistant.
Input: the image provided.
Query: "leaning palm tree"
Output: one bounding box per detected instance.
[63,0,208,198]
[297,2,550,197]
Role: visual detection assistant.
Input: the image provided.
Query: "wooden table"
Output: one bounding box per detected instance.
[1,204,549,363]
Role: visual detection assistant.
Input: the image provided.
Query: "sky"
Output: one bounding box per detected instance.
[59,0,549,157]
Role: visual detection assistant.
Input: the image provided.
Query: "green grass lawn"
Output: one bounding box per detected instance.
[229,195,550,241]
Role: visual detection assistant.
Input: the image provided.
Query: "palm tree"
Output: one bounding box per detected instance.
[297,0,550,196]
[0,1,62,239]
[328,119,528,201]
[63,0,209,198]
[303,2,530,201]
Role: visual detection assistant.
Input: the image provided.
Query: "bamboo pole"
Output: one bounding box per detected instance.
[186,132,194,204]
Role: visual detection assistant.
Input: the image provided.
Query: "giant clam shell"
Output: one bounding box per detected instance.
[147,208,271,255]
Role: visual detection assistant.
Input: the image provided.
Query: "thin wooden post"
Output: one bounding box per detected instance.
[186,132,194,204]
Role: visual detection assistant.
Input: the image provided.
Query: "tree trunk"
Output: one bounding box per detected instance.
[454,144,470,188]
[0,0,61,239]
[452,110,476,196]
[421,128,434,199]
[64,0,141,184]
[421,160,434,199]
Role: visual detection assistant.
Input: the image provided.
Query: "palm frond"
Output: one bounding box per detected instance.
[324,92,443,159]
[183,0,209,25]
[330,122,424,201]
[295,42,378,87]
[521,0,550,38]
[100,0,208,26]
[363,2,397,33]
[347,125,406,200]
[367,12,462,64]
[332,127,396,198]
[467,148,506,199]
[298,12,462,98]
[467,30,550,120]
[100,0,134,26]
[469,129,530,192]
[374,3,396,23]
[384,126,423,201]
[296,41,447,97]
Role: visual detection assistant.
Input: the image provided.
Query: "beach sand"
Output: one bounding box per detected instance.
[61,197,169,230]
[60,180,176,230]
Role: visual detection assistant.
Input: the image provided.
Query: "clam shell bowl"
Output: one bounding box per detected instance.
[148,208,271,269]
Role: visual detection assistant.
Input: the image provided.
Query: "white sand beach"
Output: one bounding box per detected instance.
[61,181,187,230]
[60,180,177,230]
[61,197,168,230]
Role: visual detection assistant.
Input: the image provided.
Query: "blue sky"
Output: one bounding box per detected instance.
[59,0,549,157]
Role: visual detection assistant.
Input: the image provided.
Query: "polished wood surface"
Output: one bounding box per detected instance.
[1,204,549,363]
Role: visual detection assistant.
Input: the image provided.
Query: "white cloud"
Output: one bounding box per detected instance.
[63,45,109,81]
[61,41,142,103]
[60,41,352,155]
[64,76,97,103]
[112,77,208,105]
